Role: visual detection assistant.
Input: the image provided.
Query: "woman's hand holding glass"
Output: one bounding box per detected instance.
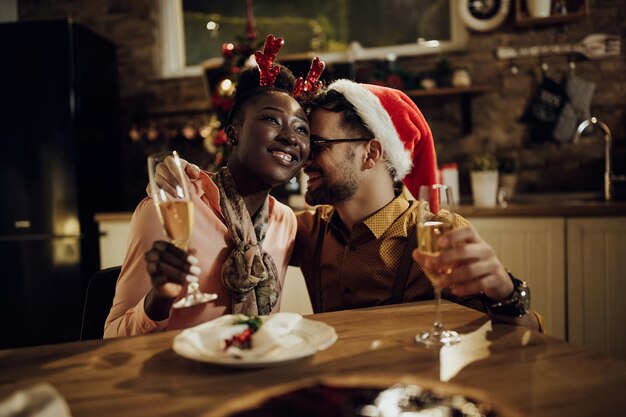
[144,240,202,299]
[148,151,217,309]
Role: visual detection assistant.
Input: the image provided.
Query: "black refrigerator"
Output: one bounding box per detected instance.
[0,20,123,348]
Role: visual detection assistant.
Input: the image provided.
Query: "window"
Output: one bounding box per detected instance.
[159,0,468,78]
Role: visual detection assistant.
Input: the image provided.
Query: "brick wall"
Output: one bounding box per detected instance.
[395,1,625,195]
[18,0,625,197]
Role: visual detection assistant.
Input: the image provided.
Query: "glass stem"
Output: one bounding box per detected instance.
[433,288,443,334]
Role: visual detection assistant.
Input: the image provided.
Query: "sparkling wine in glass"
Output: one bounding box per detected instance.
[148,151,217,309]
[415,184,462,346]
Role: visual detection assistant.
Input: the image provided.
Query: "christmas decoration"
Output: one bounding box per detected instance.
[207,0,260,116]
[293,57,326,98]
[255,34,285,87]
[203,0,261,170]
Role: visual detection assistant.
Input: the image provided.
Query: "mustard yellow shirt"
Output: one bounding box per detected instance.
[293,193,486,313]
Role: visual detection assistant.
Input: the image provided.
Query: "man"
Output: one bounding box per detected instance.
[171,80,541,331]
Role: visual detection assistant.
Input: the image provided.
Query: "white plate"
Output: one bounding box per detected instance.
[173,315,337,368]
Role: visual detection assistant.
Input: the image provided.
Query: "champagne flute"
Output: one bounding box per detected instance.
[415,184,461,346]
[148,151,217,309]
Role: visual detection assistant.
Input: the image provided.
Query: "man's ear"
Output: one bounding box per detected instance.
[363,139,383,170]
[225,125,238,145]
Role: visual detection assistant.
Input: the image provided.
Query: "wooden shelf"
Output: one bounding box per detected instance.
[405,86,488,135]
[404,86,487,98]
[515,0,589,27]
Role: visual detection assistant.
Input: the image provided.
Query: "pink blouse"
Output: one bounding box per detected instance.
[104,172,297,338]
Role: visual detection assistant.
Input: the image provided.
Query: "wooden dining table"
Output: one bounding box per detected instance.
[1,301,624,417]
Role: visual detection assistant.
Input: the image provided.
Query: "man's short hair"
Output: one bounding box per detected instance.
[307,90,374,139]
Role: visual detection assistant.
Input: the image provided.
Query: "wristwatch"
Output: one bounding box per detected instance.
[486,273,530,317]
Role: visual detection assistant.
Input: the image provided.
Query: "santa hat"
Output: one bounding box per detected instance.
[326,79,437,198]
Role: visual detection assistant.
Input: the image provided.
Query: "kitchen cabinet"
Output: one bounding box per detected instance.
[468,214,626,360]
[467,217,566,339]
[95,214,132,269]
[567,217,626,360]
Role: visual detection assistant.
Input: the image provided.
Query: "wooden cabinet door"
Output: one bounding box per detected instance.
[468,217,566,339]
[567,217,626,360]
[98,219,131,269]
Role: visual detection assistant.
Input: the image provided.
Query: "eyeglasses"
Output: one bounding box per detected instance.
[309,137,373,159]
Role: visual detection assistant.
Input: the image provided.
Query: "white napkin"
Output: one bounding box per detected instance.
[181,312,303,359]
[0,383,72,417]
[226,312,303,358]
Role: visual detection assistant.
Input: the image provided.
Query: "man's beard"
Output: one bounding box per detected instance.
[305,147,358,206]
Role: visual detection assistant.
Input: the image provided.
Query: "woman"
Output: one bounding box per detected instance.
[105,37,321,337]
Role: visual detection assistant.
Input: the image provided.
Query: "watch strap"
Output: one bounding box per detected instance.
[485,272,530,317]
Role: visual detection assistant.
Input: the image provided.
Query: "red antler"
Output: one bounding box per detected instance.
[255,34,284,87]
[293,57,326,98]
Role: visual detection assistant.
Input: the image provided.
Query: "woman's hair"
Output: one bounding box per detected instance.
[226,65,297,127]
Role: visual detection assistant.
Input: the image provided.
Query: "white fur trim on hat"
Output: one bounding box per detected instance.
[327,79,413,181]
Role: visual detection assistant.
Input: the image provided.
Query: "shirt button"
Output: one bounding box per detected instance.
[343,287,352,294]
[348,245,357,251]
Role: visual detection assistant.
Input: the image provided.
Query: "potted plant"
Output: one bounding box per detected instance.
[469,154,499,207]
[498,157,519,201]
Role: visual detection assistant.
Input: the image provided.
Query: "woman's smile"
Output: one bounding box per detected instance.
[270,150,294,163]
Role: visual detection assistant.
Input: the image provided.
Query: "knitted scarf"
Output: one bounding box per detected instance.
[213,166,280,316]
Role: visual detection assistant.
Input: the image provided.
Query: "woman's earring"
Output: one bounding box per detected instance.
[225,125,239,145]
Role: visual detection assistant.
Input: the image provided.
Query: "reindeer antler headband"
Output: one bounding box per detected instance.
[255,34,325,98]
[293,57,326,98]
[255,34,284,87]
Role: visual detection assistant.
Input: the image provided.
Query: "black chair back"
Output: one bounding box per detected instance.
[80,266,121,340]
